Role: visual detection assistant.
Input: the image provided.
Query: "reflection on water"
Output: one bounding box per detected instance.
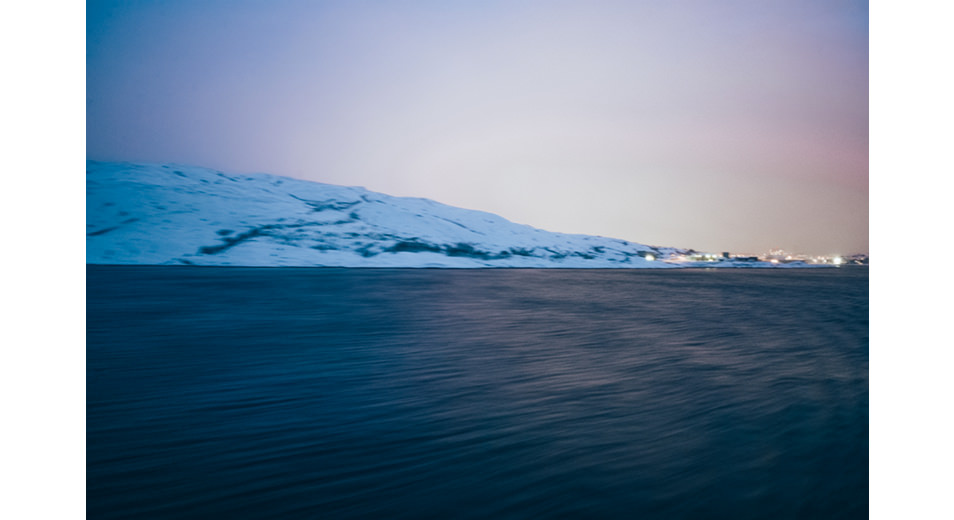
[88,266,868,519]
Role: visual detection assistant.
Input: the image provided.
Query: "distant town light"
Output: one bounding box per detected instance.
[833,256,844,265]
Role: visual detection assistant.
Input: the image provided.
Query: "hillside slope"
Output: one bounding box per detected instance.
[86,161,722,268]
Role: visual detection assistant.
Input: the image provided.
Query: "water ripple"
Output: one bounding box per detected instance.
[88,266,868,519]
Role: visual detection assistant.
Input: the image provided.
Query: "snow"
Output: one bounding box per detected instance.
[86,161,811,268]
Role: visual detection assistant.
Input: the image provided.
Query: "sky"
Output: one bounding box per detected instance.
[87,0,869,255]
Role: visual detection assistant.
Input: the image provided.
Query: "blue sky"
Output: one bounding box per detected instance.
[87,0,869,255]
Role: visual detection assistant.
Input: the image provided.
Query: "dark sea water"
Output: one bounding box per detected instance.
[87,266,868,519]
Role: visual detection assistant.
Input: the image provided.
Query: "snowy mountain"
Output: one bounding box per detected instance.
[86,161,771,268]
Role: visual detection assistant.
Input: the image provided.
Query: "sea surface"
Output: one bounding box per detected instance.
[87,266,868,519]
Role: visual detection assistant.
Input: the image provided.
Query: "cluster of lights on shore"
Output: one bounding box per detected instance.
[642,250,855,265]
[768,256,844,265]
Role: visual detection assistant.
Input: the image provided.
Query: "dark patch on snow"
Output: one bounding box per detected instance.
[434,216,480,234]
[87,226,119,237]
[199,226,273,254]
[87,218,139,237]
[445,243,487,258]
[198,220,353,255]
[356,245,378,257]
[384,241,533,261]
[387,240,443,254]
[217,229,233,236]
[290,194,361,213]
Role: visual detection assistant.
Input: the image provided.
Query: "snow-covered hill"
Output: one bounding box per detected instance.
[86,161,766,268]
